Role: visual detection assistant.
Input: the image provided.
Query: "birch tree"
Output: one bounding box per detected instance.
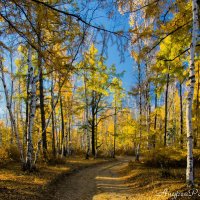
[0,60,24,164]
[84,69,90,159]
[25,46,38,170]
[186,0,199,186]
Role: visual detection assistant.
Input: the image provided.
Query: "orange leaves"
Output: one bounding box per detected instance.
[131,51,139,61]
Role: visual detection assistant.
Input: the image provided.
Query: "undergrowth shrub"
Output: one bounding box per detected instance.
[143,148,187,168]
[0,147,8,164]
[6,145,21,162]
[47,155,66,165]
[143,147,200,169]
[193,149,200,165]
[128,160,134,169]
[115,148,135,156]
[0,145,21,163]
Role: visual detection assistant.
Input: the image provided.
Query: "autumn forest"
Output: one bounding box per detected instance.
[0,0,200,200]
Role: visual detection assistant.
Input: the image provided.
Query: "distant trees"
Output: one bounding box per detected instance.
[118,0,199,186]
[0,1,199,190]
[78,44,124,158]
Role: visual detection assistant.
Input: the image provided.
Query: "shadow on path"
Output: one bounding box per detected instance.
[51,157,134,200]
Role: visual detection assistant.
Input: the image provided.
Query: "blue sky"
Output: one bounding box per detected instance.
[106,41,134,91]
[83,2,135,92]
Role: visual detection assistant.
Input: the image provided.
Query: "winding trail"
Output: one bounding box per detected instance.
[52,157,134,200]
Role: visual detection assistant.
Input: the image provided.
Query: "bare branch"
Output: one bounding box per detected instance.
[30,0,129,39]
[123,0,160,14]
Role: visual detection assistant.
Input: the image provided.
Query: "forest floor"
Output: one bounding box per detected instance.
[0,156,113,200]
[1,156,200,200]
[41,156,200,200]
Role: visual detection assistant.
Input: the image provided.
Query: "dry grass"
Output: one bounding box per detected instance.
[120,160,200,200]
[1,155,200,200]
[0,156,108,200]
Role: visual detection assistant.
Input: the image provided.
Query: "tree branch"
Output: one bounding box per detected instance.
[147,20,191,54]
[158,44,200,62]
[123,0,160,14]
[30,0,129,39]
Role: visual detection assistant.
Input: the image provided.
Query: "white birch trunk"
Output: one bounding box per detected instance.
[136,61,142,161]
[26,46,38,170]
[84,70,90,159]
[113,98,117,158]
[0,61,24,163]
[186,0,198,186]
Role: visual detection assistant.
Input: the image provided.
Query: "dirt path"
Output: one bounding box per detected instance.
[51,157,134,200]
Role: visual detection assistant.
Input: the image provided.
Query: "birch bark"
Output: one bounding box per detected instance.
[0,61,24,163]
[164,72,170,146]
[186,0,198,186]
[26,46,38,170]
[84,70,90,159]
[135,62,142,161]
